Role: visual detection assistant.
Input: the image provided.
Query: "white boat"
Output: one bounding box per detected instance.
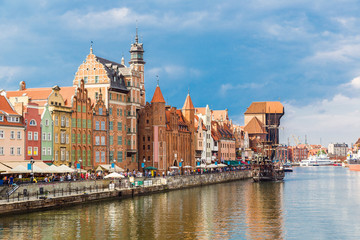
[300,154,334,166]
[283,162,293,172]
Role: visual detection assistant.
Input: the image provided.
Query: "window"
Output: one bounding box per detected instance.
[148,145,150,150]
[101,121,105,130]
[42,147,46,156]
[109,151,114,161]
[118,122,122,131]
[83,119,86,128]
[118,136,122,145]
[99,107,102,115]
[88,120,91,129]
[110,136,113,145]
[61,148,65,161]
[55,151,58,161]
[0,115,3,121]
[88,135,91,144]
[83,134,86,144]
[66,151,69,161]
[47,133,51,141]
[77,134,80,143]
[16,147,21,155]
[96,121,99,130]
[55,116,58,126]
[0,147,3,155]
[95,76,99,83]
[95,136,100,145]
[72,134,75,143]
[84,76,88,83]
[83,106,86,113]
[29,119,36,126]
[45,119,49,126]
[60,132,65,144]
[77,119,81,128]
[47,147,51,156]
[109,108,112,115]
[34,132,38,141]
[96,151,100,162]
[42,133,46,140]
[0,130,4,139]
[109,93,112,100]
[101,136,105,145]
[28,131,32,140]
[34,147,38,156]
[66,118,69,127]
[10,147,14,155]
[118,151,123,162]
[55,133,58,143]
[28,147,32,156]
[10,131,15,139]
[66,134,69,144]
[109,121,113,130]
[72,118,76,127]
[101,151,105,162]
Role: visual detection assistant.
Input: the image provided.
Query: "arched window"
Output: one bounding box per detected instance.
[29,119,36,126]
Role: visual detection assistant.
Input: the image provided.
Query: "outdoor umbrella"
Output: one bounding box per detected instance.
[104,172,125,179]
[144,166,157,170]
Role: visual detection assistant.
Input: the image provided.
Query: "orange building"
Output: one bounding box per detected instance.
[71,80,93,169]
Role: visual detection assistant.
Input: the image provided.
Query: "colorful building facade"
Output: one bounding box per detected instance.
[24,103,42,161]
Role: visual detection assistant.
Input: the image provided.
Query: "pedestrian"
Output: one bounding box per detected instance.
[9,175,14,186]
[162,171,165,178]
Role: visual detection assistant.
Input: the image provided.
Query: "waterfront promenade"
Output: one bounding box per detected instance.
[0,170,251,215]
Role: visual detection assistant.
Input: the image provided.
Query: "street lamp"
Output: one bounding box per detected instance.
[180,158,184,175]
[30,157,35,176]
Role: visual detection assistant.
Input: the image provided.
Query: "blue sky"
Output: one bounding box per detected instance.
[1,0,360,146]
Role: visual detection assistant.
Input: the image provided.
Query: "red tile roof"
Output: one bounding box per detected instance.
[195,107,206,115]
[245,101,284,114]
[0,95,24,127]
[244,117,267,134]
[151,85,166,103]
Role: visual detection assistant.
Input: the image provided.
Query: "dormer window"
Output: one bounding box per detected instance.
[0,115,3,122]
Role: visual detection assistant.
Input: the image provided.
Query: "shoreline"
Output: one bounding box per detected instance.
[0,170,251,216]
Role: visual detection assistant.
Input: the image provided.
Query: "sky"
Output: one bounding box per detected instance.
[1,0,360,146]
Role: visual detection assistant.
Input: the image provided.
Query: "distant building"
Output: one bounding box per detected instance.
[275,145,289,163]
[328,143,348,157]
[288,146,308,162]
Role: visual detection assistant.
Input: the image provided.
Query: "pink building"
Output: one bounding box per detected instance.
[0,94,25,162]
[24,103,42,160]
[212,121,236,162]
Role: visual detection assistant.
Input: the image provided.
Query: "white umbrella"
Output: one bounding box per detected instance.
[207,164,218,168]
[217,163,227,167]
[169,166,179,169]
[8,165,30,174]
[104,172,125,179]
[196,164,206,169]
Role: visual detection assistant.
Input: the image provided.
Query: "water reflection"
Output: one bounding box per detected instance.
[245,182,284,240]
[1,167,359,239]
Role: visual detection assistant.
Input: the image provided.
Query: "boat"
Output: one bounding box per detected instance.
[283,162,293,172]
[251,155,285,182]
[300,154,334,166]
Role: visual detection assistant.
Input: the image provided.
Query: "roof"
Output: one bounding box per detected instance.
[59,87,76,107]
[0,95,20,116]
[212,110,228,121]
[245,101,284,114]
[109,74,129,94]
[151,85,166,103]
[244,117,267,134]
[182,94,194,110]
[195,107,206,115]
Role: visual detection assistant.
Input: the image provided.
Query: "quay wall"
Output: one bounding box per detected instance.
[0,171,251,215]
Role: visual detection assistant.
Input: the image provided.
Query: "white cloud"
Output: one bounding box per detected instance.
[148,65,201,81]
[0,66,24,90]
[347,76,360,89]
[281,94,360,146]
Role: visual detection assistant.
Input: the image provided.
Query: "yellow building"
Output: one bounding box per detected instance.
[48,86,73,166]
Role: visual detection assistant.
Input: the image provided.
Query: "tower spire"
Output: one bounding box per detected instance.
[90,41,93,54]
[135,22,139,44]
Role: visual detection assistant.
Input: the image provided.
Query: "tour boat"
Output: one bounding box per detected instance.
[300,154,334,167]
[283,162,293,172]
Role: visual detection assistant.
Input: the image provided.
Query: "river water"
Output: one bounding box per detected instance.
[0,166,360,240]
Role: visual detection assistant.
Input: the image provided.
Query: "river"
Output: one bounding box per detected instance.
[0,166,359,239]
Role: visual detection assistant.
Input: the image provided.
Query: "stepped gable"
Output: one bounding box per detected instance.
[182,94,195,110]
[245,101,284,114]
[151,85,166,103]
[244,117,267,134]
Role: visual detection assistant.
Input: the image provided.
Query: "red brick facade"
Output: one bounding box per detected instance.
[24,103,42,160]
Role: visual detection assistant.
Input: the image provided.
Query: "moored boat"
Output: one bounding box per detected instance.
[300,154,334,167]
[347,151,360,171]
[283,162,293,172]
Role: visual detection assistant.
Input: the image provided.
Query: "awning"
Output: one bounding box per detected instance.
[144,166,157,170]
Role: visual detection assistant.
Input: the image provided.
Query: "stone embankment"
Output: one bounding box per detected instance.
[0,170,251,215]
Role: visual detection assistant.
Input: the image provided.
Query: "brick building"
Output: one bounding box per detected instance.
[275,145,289,163]
[71,80,93,169]
[138,85,194,174]
[92,90,108,167]
[288,146,308,162]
